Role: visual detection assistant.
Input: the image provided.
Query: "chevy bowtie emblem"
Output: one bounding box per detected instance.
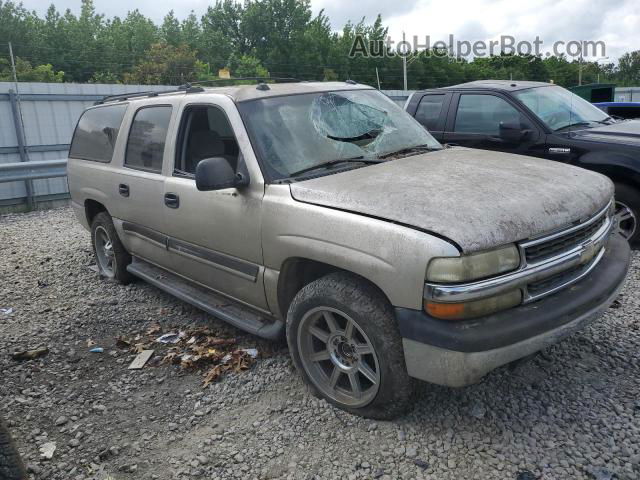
[579,240,598,264]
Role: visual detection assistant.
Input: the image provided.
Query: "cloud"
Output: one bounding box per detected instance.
[312,0,422,29]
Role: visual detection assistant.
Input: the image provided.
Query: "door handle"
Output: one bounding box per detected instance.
[118,184,129,197]
[164,193,180,209]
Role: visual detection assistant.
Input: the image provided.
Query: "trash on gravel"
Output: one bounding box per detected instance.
[516,471,538,480]
[156,332,185,344]
[413,459,429,470]
[586,467,615,480]
[90,347,104,353]
[87,264,99,273]
[128,349,154,370]
[87,339,97,347]
[0,307,14,315]
[12,346,49,361]
[39,441,56,460]
[203,349,254,386]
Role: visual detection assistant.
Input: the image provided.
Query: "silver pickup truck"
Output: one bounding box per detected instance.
[67,81,630,419]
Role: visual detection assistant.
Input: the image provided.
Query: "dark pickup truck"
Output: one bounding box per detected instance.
[405,80,640,245]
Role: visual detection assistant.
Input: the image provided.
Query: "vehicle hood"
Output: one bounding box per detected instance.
[289,148,613,253]
[570,120,640,147]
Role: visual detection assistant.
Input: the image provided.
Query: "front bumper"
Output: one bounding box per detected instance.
[397,233,631,387]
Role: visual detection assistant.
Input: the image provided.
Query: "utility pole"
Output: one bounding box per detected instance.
[8,42,35,210]
[402,32,408,91]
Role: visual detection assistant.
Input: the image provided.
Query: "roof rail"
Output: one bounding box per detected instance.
[95,77,304,105]
[181,77,301,89]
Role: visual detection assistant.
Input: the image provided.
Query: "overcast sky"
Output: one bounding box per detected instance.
[19,0,640,61]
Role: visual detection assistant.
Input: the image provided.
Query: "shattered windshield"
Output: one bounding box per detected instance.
[239,89,442,181]
[514,85,611,131]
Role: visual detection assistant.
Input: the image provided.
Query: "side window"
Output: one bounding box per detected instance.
[454,94,521,135]
[124,106,172,172]
[415,95,445,130]
[175,105,239,176]
[69,104,127,162]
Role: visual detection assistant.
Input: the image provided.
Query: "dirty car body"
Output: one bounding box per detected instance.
[67,81,630,418]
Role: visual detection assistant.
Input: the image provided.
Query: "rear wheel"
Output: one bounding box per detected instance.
[614,183,639,246]
[286,272,415,419]
[91,212,132,284]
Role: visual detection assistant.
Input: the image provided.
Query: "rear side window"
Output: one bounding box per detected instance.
[125,106,172,172]
[69,104,127,162]
[415,95,445,130]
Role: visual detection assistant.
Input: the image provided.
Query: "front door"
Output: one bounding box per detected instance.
[162,97,267,311]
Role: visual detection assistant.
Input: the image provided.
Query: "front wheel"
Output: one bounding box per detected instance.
[286,273,415,419]
[614,183,639,247]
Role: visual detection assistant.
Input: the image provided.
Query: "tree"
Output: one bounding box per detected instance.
[124,43,198,84]
[0,57,64,82]
[227,53,268,77]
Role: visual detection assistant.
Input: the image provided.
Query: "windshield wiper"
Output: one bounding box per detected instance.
[554,121,593,132]
[288,156,381,178]
[378,144,441,160]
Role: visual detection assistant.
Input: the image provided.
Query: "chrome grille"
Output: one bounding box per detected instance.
[524,208,608,264]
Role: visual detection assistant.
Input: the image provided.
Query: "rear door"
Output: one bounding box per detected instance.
[407,92,451,142]
[161,95,268,310]
[444,92,540,154]
[111,101,177,268]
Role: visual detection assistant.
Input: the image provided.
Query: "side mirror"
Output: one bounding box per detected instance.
[195,157,249,191]
[499,121,528,143]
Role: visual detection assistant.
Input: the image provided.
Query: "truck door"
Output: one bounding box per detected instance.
[443,92,540,155]
[409,93,451,143]
[161,96,268,310]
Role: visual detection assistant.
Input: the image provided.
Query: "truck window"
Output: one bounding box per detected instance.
[69,104,127,163]
[124,106,172,173]
[454,94,520,135]
[175,105,239,175]
[415,95,445,130]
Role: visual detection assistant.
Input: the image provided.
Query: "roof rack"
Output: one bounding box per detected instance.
[95,77,304,104]
[95,84,205,105]
[181,77,301,88]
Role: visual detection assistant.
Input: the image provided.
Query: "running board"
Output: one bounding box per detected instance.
[127,257,284,340]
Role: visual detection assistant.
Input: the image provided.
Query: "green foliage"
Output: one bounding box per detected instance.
[0,0,637,88]
[0,57,64,82]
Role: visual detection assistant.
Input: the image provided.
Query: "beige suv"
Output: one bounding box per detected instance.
[68,80,630,419]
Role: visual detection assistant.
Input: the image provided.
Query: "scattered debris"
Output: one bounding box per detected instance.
[0,307,14,315]
[87,339,97,347]
[202,349,254,386]
[586,467,615,480]
[156,332,185,344]
[609,299,622,309]
[413,458,430,470]
[90,347,104,353]
[516,471,538,480]
[39,442,56,460]
[469,401,486,419]
[128,349,154,370]
[12,346,49,361]
[87,264,99,273]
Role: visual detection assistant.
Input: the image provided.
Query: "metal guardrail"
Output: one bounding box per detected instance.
[0,159,67,183]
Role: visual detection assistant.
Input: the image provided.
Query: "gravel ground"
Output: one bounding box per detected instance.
[1,207,639,480]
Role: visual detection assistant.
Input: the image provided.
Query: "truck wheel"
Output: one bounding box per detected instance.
[614,183,639,246]
[286,272,415,419]
[0,419,27,480]
[91,212,132,284]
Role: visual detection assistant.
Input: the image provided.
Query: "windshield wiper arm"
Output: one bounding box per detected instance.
[555,121,592,132]
[288,156,381,178]
[378,144,441,159]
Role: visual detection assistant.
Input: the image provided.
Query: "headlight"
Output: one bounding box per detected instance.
[426,245,520,283]
[425,290,522,321]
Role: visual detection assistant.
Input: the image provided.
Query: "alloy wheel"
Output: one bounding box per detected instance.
[297,306,380,408]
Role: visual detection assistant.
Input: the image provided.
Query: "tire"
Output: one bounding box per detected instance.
[614,183,640,247]
[91,212,133,284]
[286,272,415,419]
[0,419,27,480]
